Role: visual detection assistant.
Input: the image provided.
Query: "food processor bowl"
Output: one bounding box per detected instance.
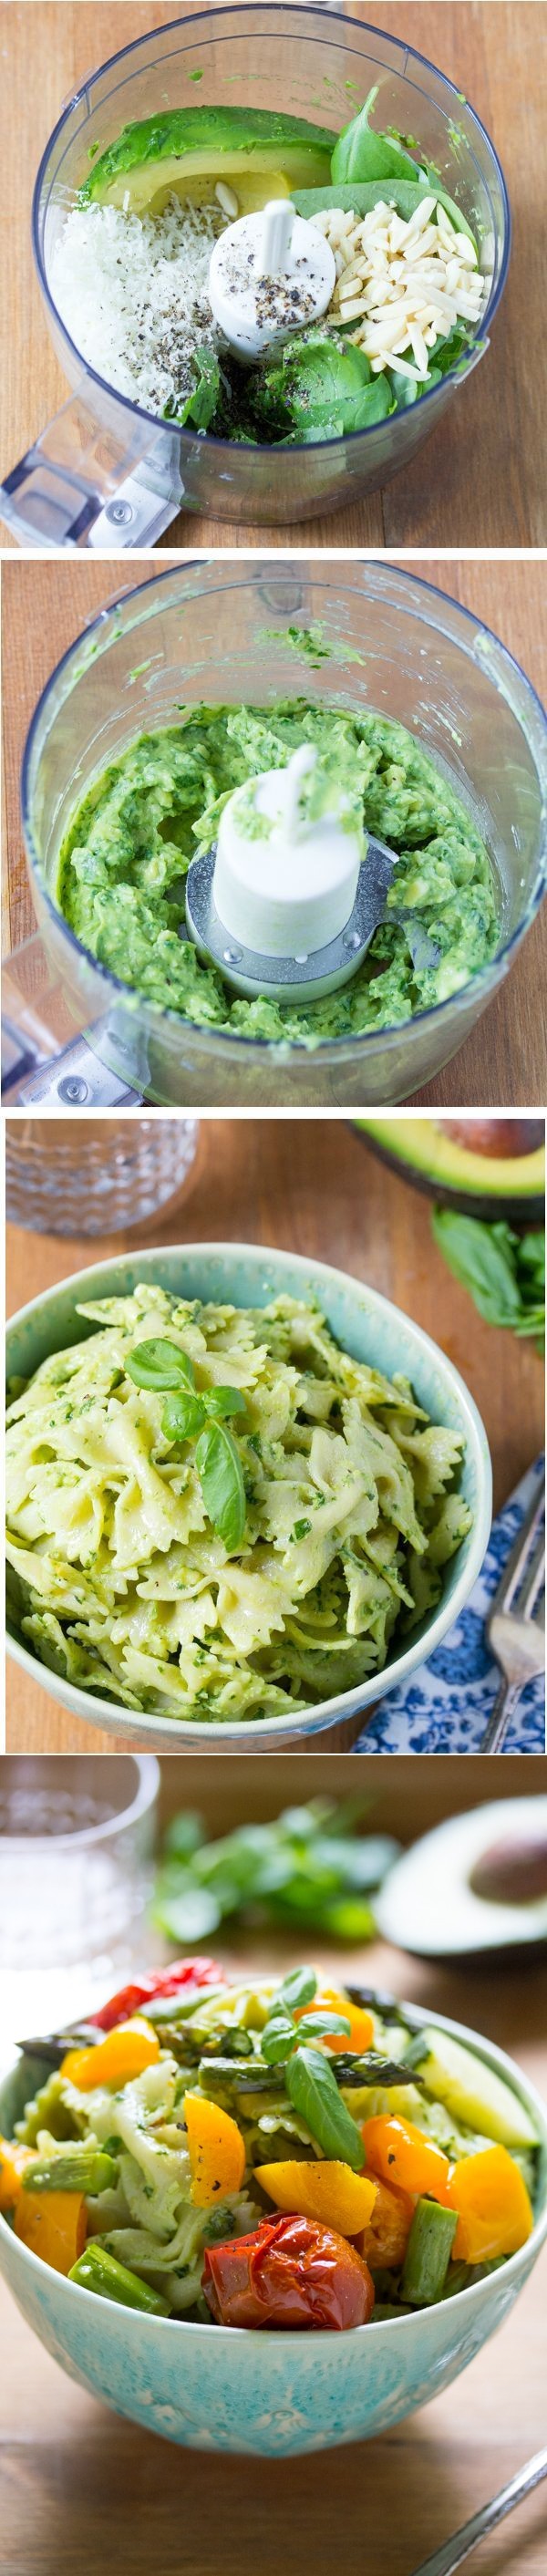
[4,559,546,1109]
[0,5,511,547]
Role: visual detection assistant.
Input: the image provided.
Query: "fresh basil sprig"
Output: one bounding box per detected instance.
[127,1338,247,1551]
[286,2045,366,2167]
[431,1214,545,1353]
[261,1970,350,2066]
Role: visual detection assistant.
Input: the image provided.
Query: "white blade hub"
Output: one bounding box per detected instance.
[209,199,335,358]
[212,744,363,958]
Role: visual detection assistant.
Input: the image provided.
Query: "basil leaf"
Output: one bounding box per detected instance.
[162,1390,207,1442]
[431,1210,524,1326]
[262,2016,298,2065]
[294,2011,351,2041]
[163,346,220,430]
[253,335,394,446]
[278,1965,317,2012]
[206,1386,247,1420]
[294,181,428,222]
[331,86,418,187]
[127,1338,196,1392]
[285,2045,365,2167]
[519,1232,545,1290]
[195,1419,246,1552]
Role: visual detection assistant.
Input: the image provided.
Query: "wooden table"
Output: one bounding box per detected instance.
[0,2,544,549]
[5,1112,544,1752]
[3,553,547,1104]
[2,1757,546,2576]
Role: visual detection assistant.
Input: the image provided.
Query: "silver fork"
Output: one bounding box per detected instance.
[409,2445,547,2575]
[479,1474,545,1754]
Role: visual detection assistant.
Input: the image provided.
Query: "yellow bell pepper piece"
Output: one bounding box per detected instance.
[320,1989,375,2054]
[446,2146,534,2262]
[0,2136,36,2214]
[358,2175,414,2269]
[362,2114,451,2203]
[295,1988,375,2054]
[60,2017,160,2091]
[15,2188,87,2275]
[184,2094,246,2206]
[254,2158,377,2237]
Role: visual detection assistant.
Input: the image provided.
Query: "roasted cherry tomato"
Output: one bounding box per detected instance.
[88,1959,226,2033]
[202,2213,375,2331]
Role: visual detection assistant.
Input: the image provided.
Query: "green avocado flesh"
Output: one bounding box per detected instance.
[82,108,335,212]
[57,701,496,1050]
[355,1120,546,1220]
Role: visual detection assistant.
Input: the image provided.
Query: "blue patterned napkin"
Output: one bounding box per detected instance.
[357,1458,545,1755]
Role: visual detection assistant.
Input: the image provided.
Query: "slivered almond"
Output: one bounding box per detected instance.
[317,194,484,378]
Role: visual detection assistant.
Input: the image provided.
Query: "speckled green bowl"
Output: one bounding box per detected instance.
[5,1241,492,1748]
[0,2002,545,2456]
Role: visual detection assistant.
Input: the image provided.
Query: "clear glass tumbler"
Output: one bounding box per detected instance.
[5,1114,199,1232]
[0,1755,160,2056]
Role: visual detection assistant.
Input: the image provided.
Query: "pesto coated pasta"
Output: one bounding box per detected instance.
[5,1285,471,1723]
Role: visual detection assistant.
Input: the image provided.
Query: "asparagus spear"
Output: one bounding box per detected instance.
[69,2243,169,2314]
[23,2151,119,2196]
[401,2197,458,2305]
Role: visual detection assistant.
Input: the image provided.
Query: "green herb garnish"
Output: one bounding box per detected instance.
[127,1339,247,1549]
[431,1212,545,1352]
[285,2044,365,2167]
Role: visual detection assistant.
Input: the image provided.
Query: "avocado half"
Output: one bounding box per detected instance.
[376,1797,547,1958]
[81,107,335,216]
[354,1118,545,1226]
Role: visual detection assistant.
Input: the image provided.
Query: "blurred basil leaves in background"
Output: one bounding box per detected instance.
[151,1800,400,1946]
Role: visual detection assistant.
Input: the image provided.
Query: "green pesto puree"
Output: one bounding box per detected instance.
[57,701,496,1046]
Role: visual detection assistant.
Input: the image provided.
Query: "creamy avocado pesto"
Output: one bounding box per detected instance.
[57,701,496,1047]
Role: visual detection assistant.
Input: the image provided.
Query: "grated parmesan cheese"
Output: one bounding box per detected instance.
[50,196,225,419]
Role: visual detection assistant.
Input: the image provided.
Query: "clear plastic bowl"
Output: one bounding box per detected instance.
[1,5,511,544]
[11,558,547,1108]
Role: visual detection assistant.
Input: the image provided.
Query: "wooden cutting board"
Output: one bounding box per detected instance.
[1,1914,546,2576]
[5,1114,544,1752]
[0,2,544,548]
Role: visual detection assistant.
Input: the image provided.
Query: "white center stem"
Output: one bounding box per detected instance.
[257,199,295,278]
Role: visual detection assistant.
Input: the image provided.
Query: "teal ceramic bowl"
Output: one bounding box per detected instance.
[1,2002,545,2457]
[5,1241,491,1748]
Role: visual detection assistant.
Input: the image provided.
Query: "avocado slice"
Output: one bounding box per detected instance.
[376,1796,547,1960]
[354,1118,545,1225]
[418,2028,538,2148]
[294,180,477,246]
[81,107,335,216]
